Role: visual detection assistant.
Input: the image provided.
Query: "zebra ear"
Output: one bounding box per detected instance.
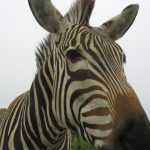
[99,4,139,40]
[28,0,68,37]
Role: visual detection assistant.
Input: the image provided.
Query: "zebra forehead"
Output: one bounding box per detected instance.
[62,25,122,50]
[35,24,124,71]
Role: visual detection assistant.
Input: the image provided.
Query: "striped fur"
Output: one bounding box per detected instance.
[1,0,150,150]
[35,0,96,71]
[0,108,6,124]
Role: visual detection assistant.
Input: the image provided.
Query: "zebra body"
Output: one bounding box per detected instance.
[0,109,6,125]
[0,91,72,149]
[1,0,150,150]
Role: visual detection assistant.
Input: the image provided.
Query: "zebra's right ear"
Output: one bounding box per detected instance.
[98,4,139,41]
[28,0,68,38]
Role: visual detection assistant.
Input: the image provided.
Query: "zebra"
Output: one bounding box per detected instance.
[0,108,6,124]
[0,0,150,149]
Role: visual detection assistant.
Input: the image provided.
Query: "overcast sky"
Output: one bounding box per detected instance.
[0,0,150,118]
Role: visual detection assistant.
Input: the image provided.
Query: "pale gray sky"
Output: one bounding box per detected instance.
[0,0,150,118]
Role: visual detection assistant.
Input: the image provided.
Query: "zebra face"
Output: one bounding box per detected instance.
[59,24,149,148]
[29,0,150,149]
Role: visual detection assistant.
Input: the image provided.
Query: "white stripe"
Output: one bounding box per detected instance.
[81,99,110,114]
[86,128,112,137]
[83,115,113,125]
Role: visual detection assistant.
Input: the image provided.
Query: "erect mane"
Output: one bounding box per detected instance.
[65,0,95,25]
[35,0,96,70]
[35,34,55,71]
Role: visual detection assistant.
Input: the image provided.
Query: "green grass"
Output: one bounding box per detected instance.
[72,136,96,150]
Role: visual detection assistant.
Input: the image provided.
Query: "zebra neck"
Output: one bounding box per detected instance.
[27,66,71,149]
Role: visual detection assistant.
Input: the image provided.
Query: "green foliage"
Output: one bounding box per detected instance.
[72,136,96,150]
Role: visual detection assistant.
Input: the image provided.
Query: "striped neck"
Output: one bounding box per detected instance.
[27,51,71,149]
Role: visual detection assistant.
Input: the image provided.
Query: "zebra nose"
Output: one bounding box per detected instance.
[114,115,150,150]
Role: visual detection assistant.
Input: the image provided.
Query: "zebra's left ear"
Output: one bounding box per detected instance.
[28,0,68,40]
[98,4,139,41]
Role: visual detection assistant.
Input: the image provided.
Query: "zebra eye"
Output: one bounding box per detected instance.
[66,50,84,63]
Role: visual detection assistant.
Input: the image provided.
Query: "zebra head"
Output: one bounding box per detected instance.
[29,0,150,149]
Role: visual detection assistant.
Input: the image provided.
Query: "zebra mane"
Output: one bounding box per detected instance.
[35,34,55,71]
[65,0,95,25]
[35,0,96,70]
